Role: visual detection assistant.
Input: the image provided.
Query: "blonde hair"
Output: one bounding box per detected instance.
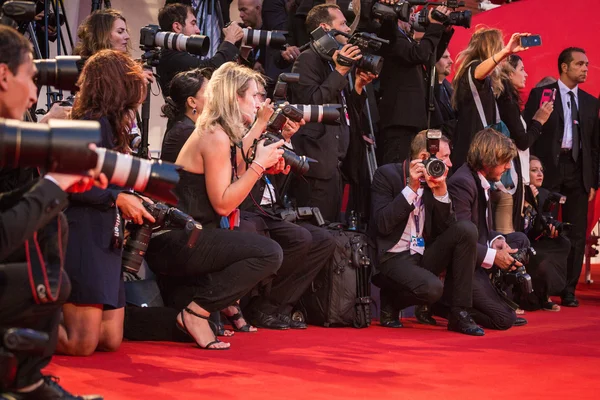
[452,26,504,108]
[196,62,265,143]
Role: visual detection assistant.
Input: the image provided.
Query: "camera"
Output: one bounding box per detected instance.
[0,118,182,204]
[266,104,305,133]
[261,131,315,176]
[505,247,535,294]
[122,202,202,274]
[309,27,388,75]
[140,24,210,56]
[524,191,572,239]
[240,27,288,49]
[34,56,84,92]
[412,7,471,32]
[422,129,446,178]
[278,206,326,227]
[0,0,36,28]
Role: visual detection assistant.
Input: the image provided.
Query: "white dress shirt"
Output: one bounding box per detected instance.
[558,79,579,150]
[388,186,450,255]
[477,172,504,269]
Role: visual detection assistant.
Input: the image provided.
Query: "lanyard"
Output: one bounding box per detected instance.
[329,63,351,126]
[413,197,423,236]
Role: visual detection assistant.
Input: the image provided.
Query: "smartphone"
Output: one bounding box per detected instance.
[521,35,542,48]
[540,88,556,106]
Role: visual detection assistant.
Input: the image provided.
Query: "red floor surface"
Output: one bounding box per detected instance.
[46,284,600,400]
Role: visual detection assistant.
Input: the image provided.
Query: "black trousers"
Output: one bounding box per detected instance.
[373,220,478,311]
[291,168,343,223]
[240,214,336,315]
[145,228,283,313]
[381,126,420,165]
[471,232,529,330]
[546,154,589,298]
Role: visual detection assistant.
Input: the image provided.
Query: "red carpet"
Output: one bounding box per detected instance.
[46,284,600,400]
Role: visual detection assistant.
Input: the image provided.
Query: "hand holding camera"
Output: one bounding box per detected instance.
[429,6,451,24]
[333,44,362,76]
[223,21,245,45]
[281,117,305,142]
[116,193,156,225]
[254,138,285,170]
[355,69,378,93]
[495,248,523,271]
[503,33,533,55]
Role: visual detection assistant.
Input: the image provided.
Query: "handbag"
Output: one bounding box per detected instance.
[468,66,516,191]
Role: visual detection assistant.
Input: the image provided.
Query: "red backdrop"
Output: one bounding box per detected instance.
[448,0,600,234]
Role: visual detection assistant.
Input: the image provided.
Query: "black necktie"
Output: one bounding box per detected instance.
[568,91,580,162]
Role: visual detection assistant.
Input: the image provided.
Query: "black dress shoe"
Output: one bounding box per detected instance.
[379,308,403,328]
[448,310,484,336]
[278,313,307,329]
[249,310,290,330]
[1,376,103,399]
[561,296,580,307]
[415,305,437,326]
[513,317,528,327]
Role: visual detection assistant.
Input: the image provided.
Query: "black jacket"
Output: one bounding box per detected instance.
[523,82,600,192]
[370,161,454,263]
[448,164,502,267]
[378,23,450,130]
[0,178,68,261]
[290,46,366,180]
[157,41,239,97]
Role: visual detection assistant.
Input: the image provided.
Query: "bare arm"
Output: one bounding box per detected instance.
[474,33,531,81]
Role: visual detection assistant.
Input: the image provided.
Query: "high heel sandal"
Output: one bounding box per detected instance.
[223,304,256,332]
[176,307,230,350]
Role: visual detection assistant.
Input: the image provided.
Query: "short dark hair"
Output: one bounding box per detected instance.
[410,130,450,160]
[0,25,33,75]
[305,4,341,34]
[158,3,192,32]
[557,47,586,75]
[467,128,517,171]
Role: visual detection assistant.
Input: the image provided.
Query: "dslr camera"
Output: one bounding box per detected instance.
[422,129,446,178]
[140,24,210,56]
[492,247,535,298]
[122,202,202,274]
[309,27,388,75]
[524,191,572,239]
[412,1,472,32]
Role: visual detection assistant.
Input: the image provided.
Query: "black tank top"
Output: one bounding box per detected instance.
[175,170,221,229]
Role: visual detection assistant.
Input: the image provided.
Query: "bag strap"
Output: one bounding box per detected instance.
[468,65,502,126]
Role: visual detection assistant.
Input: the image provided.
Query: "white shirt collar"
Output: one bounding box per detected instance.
[558,79,578,98]
[477,171,491,191]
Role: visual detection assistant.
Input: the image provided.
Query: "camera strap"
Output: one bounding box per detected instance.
[111,208,124,250]
[25,216,64,305]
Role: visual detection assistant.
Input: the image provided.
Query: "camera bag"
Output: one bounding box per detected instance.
[298,225,374,328]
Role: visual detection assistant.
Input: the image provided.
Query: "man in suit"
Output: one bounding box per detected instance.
[523,47,600,307]
[290,3,374,222]
[0,26,103,399]
[448,128,529,330]
[370,130,483,336]
[431,49,457,138]
[377,5,453,165]
[157,3,243,97]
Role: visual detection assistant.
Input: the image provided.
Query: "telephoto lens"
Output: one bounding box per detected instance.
[34,56,84,92]
[288,104,342,125]
[140,24,210,56]
[92,149,181,204]
[242,28,288,49]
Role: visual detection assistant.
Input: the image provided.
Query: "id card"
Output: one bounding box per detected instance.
[411,236,425,249]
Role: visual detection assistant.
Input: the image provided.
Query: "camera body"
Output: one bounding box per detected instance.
[122,202,202,274]
[422,129,446,178]
[309,27,387,75]
[492,247,535,296]
[412,7,471,32]
[524,191,571,239]
[261,131,313,176]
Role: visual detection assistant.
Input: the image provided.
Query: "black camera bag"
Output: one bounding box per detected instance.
[298,225,373,328]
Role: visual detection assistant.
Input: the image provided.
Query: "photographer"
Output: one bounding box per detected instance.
[370,130,483,336]
[517,156,568,311]
[0,25,103,399]
[290,3,374,222]
[56,50,153,357]
[145,63,285,349]
[160,68,211,162]
[156,3,243,97]
[448,128,530,330]
[430,49,456,137]
[377,3,452,165]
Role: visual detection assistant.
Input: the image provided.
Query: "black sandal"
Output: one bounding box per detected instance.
[176,307,230,350]
[223,304,256,332]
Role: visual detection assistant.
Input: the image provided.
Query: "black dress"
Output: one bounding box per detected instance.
[145,170,283,312]
[64,117,125,309]
[160,116,195,163]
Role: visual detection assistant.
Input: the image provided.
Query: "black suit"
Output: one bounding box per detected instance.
[448,164,530,330]
[523,82,600,299]
[430,78,457,137]
[157,42,239,97]
[290,46,366,222]
[370,162,478,312]
[378,23,450,164]
[0,178,71,390]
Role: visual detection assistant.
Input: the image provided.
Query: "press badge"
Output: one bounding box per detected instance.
[411,236,425,249]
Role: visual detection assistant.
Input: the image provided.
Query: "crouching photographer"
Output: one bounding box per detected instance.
[517,156,569,312]
[0,25,104,399]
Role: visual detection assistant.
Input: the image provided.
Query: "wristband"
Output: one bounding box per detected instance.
[248,164,263,178]
[252,161,266,172]
[492,54,499,65]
